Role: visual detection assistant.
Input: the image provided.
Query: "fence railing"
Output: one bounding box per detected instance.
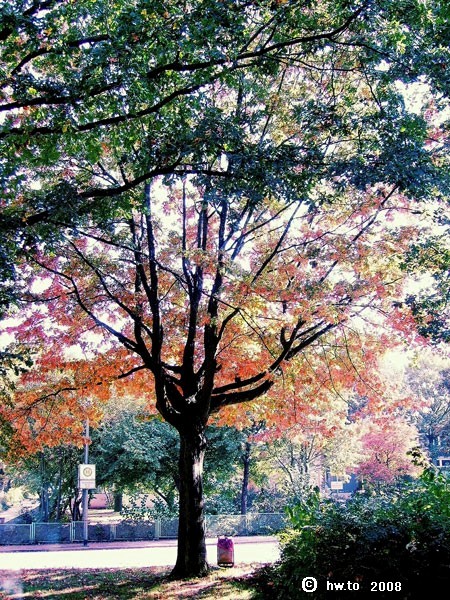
[0,513,287,546]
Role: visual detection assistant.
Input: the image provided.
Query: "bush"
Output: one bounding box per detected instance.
[260,469,450,599]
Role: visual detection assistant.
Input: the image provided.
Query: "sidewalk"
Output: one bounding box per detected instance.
[0,536,280,570]
[0,535,276,553]
[0,538,178,554]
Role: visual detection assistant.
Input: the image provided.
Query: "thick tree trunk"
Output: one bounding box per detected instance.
[40,485,49,522]
[114,492,123,513]
[240,441,251,515]
[171,423,209,579]
[40,453,49,522]
[56,454,63,521]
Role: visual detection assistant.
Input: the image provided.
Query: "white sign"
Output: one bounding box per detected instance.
[78,464,96,489]
[330,481,344,490]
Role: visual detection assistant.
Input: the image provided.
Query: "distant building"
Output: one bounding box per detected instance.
[436,456,450,470]
[325,472,361,499]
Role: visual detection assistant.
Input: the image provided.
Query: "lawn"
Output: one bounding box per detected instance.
[0,565,265,599]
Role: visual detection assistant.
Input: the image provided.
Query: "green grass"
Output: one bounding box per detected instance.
[0,565,265,599]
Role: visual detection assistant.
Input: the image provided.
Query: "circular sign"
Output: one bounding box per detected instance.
[82,466,93,477]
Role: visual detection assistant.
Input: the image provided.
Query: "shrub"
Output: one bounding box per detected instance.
[260,469,450,599]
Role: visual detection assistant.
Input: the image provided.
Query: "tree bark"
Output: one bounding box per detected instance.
[171,422,209,578]
[40,485,49,522]
[56,450,63,521]
[71,495,82,522]
[114,492,123,513]
[40,454,49,522]
[240,441,251,515]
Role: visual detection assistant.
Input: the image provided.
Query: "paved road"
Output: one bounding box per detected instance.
[0,536,280,571]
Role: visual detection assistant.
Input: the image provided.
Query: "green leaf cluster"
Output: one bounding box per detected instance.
[90,410,246,516]
[1,0,450,317]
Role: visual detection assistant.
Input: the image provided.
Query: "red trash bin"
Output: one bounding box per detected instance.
[217,535,234,567]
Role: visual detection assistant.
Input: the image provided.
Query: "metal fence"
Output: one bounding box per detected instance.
[0,513,287,546]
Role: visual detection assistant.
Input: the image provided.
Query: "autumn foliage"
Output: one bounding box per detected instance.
[1,177,424,455]
[355,416,421,485]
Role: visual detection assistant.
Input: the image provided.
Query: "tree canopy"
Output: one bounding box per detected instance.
[1,0,450,578]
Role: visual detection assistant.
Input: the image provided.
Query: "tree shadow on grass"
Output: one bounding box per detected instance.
[0,568,167,599]
[0,565,265,599]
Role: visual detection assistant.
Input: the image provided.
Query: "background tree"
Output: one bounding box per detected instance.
[1,0,450,578]
[404,353,450,462]
[91,406,246,517]
[5,444,81,521]
[404,240,450,343]
[355,416,421,488]
[401,94,450,343]
[0,343,33,457]
[202,425,246,515]
[92,410,180,516]
[252,433,324,510]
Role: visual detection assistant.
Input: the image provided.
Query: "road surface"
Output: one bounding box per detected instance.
[0,536,280,571]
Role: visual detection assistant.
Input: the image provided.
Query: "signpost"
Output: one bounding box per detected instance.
[78,464,96,489]
[78,419,95,547]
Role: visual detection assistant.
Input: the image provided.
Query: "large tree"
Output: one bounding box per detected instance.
[1,0,449,577]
